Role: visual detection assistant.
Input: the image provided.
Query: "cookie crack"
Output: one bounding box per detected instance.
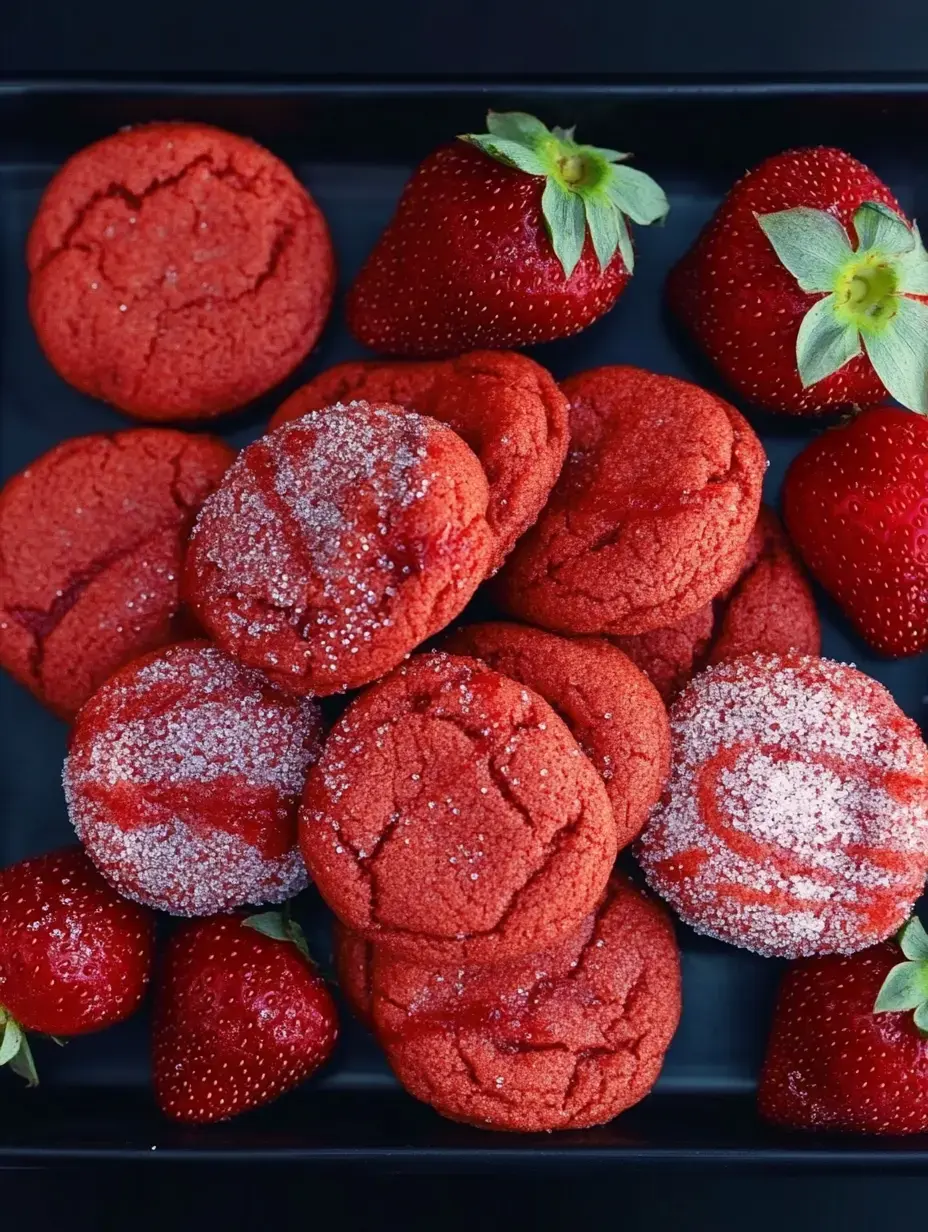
[36,153,218,272]
[128,221,298,396]
[4,523,177,685]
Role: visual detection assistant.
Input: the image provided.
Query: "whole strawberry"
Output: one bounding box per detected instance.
[783,407,928,657]
[669,147,928,415]
[0,847,155,1085]
[348,110,668,355]
[758,916,928,1135]
[153,912,338,1124]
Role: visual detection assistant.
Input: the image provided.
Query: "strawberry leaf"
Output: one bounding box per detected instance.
[0,1018,22,1066]
[796,294,861,387]
[756,208,854,292]
[615,213,634,275]
[875,922,928,1034]
[244,911,290,943]
[862,295,928,414]
[284,919,312,964]
[541,180,586,279]
[897,225,928,295]
[899,916,928,961]
[0,1016,39,1087]
[584,146,631,164]
[485,111,550,143]
[243,911,312,964]
[9,1034,39,1087]
[581,191,620,271]
[853,201,916,256]
[607,164,670,226]
[915,1001,928,1037]
[461,134,549,178]
[874,961,928,1012]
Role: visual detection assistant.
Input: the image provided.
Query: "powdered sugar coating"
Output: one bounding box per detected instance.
[184,400,493,696]
[64,642,322,915]
[637,654,928,958]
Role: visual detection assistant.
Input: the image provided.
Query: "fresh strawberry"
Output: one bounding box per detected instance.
[348,110,668,355]
[782,406,928,657]
[0,846,155,1086]
[153,911,338,1124]
[758,916,928,1135]
[669,147,928,415]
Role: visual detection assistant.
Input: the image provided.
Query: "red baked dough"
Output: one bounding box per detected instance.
[332,920,374,1029]
[373,875,681,1132]
[269,351,569,572]
[28,122,335,421]
[442,621,669,850]
[495,366,765,636]
[64,642,324,915]
[300,652,618,966]
[184,401,494,697]
[0,430,233,719]
[612,506,820,701]
[637,654,928,958]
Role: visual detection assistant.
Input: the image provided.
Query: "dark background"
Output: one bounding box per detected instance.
[4,0,928,78]
[2,0,927,1224]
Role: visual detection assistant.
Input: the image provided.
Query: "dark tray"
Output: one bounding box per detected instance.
[1,79,926,1170]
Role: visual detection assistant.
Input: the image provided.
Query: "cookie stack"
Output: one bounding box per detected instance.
[2,114,926,1136]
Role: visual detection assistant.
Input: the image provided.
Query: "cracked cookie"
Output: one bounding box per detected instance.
[300,651,618,965]
[332,920,375,1029]
[637,654,928,958]
[0,429,233,719]
[269,350,569,572]
[494,366,766,636]
[441,621,669,850]
[64,641,324,915]
[28,121,335,421]
[612,506,821,701]
[372,874,681,1132]
[184,401,494,696]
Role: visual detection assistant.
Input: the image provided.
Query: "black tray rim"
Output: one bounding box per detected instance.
[1,71,928,98]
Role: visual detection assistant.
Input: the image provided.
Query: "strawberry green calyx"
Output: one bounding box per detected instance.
[243,910,312,963]
[460,111,669,279]
[874,916,928,1037]
[756,201,928,413]
[0,1005,39,1087]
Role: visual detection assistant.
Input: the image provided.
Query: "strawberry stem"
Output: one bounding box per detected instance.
[459,110,668,279]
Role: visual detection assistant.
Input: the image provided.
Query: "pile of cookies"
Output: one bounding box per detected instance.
[1,115,926,1136]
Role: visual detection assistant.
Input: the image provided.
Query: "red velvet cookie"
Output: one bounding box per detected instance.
[0,430,233,719]
[269,351,569,572]
[495,366,766,636]
[64,642,324,915]
[184,401,494,697]
[300,652,617,966]
[637,654,928,958]
[372,875,681,1132]
[28,122,335,421]
[612,506,821,701]
[442,621,669,850]
[332,920,374,1028]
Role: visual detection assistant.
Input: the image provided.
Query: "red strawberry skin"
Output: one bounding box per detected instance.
[668,147,904,415]
[758,943,928,1135]
[0,847,155,1035]
[347,142,629,356]
[783,407,928,657]
[153,915,338,1124]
